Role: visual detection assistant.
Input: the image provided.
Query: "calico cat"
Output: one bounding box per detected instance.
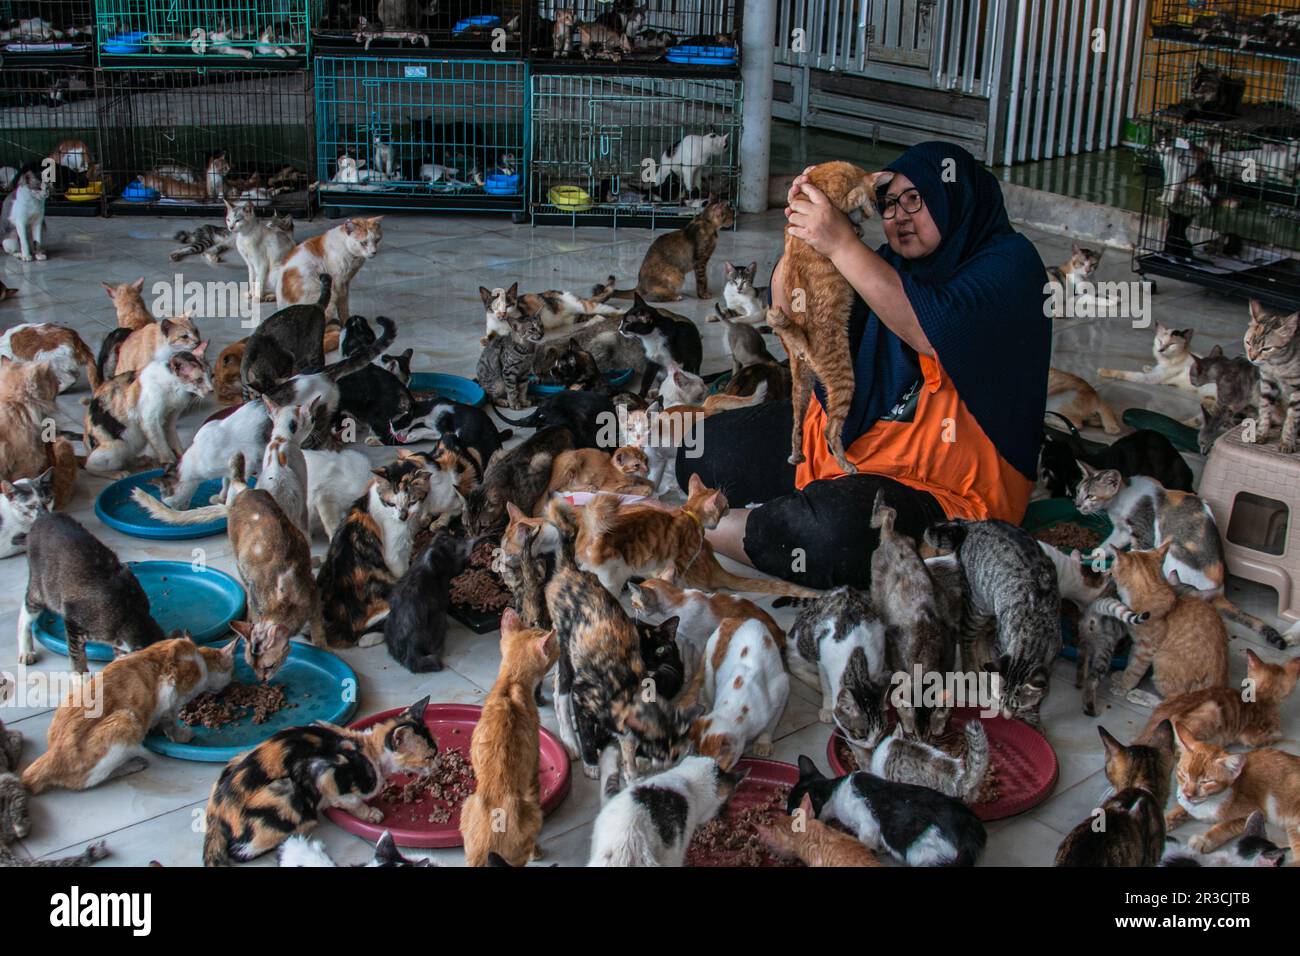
[99,312,201,381]
[0,323,100,393]
[1161,811,1288,867]
[1046,367,1121,434]
[1045,242,1103,314]
[1243,300,1300,453]
[654,133,730,196]
[18,512,166,671]
[0,470,53,560]
[770,162,894,474]
[1055,722,1175,866]
[1099,322,1210,394]
[539,337,606,393]
[83,346,213,475]
[22,636,238,793]
[316,461,421,646]
[170,222,233,263]
[383,532,471,673]
[786,587,890,760]
[101,276,153,331]
[203,697,437,865]
[240,276,332,397]
[757,792,884,867]
[923,519,1062,728]
[279,831,431,867]
[723,360,793,403]
[691,617,790,769]
[870,491,955,738]
[1,167,50,262]
[461,608,559,867]
[590,757,747,868]
[479,308,544,409]
[537,448,653,511]
[480,279,620,345]
[226,199,295,303]
[273,216,384,347]
[1038,421,1193,498]
[1074,463,1282,646]
[788,754,987,866]
[627,578,784,663]
[1164,722,1300,860]
[463,425,574,536]
[613,202,735,301]
[869,720,990,802]
[1139,648,1300,748]
[543,498,700,781]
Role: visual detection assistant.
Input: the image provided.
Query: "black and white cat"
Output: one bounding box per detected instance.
[0,470,54,560]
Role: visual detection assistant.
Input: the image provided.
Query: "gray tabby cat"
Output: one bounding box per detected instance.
[1244,300,1300,454]
[479,309,544,410]
[1190,344,1260,452]
[714,304,777,379]
[170,223,233,263]
[868,720,989,802]
[870,490,955,739]
[922,519,1062,728]
[1075,596,1149,717]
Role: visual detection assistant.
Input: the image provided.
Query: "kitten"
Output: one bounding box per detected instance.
[1074,463,1282,646]
[274,216,384,349]
[254,396,314,536]
[769,162,894,474]
[573,475,729,594]
[203,696,437,865]
[478,308,544,409]
[621,398,704,495]
[537,448,653,511]
[1188,343,1259,417]
[382,348,414,384]
[1164,721,1300,860]
[316,461,421,646]
[1099,322,1211,395]
[1045,242,1103,314]
[279,831,432,867]
[588,756,746,866]
[240,276,332,397]
[213,340,246,406]
[139,152,231,201]
[226,199,295,303]
[100,312,201,380]
[1243,300,1300,453]
[757,792,884,867]
[870,491,955,738]
[654,133,730,196]
[83,347,213,475]
[22,637,238,793]
[1046,367,1121,434]
[1161,811,1287,867]
[627,578,784,665]
[383,532,471,673]
[538,337,606,393]
[923,519,1061,728]
[256,24,296,56]
[1139,648,1300,748]
[100,276,153,330]
[0,470,53,560]
[545,315,649,393]
[0,323,100,392]
[170,222,234,263]
[787,587,890,759]
[637,616,687,702]
[1055,722,1175,866]
[461,608,560,866]
[870,720,990,802]
[656,363,709,406]
[574,16,631,61]
[691,617,790,769]
[788,754,987,866]
[1,167,50,261]
[716,306,779,379]
[612,202,734,302]
[463,425,574,536]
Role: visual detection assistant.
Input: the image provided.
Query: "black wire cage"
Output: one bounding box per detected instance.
[1150,0,1300,59]
[94,0,310,66]
[527,0,741,71]
[312,0,526,55]
[0,1,95,59]
[0,64,103,215]
[97,67,313,216]
[529,71,741,227]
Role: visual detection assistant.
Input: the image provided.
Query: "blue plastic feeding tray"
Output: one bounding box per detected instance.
[34,561,246,662]
[484,172,520,195]
[121,181,159,202]
[454,14,500,32]
[408,372,486,406]
[96,469,254,540]
[530,367,633,397]
[665,44,737,65]
[103,31,147,54]
[144,641,358,763]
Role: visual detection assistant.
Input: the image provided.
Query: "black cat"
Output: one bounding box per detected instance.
[1039,416,1193,498]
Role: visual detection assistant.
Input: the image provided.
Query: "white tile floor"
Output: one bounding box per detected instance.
[1,207,1295,867]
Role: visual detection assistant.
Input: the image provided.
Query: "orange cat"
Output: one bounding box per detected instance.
[1166,721,1300,862]
[535,446,654,513]
[769,161,894,474]
[22,636,238,794]
[0,359,59,487]
[214,339,247,406]
[1140,648,1300,749]
[1109,542,1229,701]
[1046,367,1121,434]
[757,793,883,866]
[139,153,230,202]
[101,277,153,331]
[460,608,559,867]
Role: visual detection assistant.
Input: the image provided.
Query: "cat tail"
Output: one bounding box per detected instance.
[609,286,639,300]
[923,521,968,554]
[278,836,337,867]
[589,275,617,303]
[47,438,78,510]
[598,743,624,806]
[95,326,131,382]
[321,316,396,381]
[958,720,991,803]
[1209,594,1286,649]
[19,751,60,795]
[700,564,822,600]
[1091,596,1149,627]
[203,817,233,867]
[580,492,622,542]
[0,840,109,868]
[314,274,333,310]
[543,496,579,571]
[70,333,102,390]
[869,488,895,532]
[130,487,229,525]
[490,406,542,428]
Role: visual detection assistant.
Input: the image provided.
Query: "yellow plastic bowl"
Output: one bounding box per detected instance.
[548,185,592,211]
[65,180,104,201]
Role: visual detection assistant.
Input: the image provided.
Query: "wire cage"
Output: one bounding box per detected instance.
[312,0,527,55]
[528,71,741,227]
[314,56,527,215]
[528,0,741,70]
[0,64,103,215]
[1150,0,1300,60]
[98,68,313,216]
[94,0,310,65]
[0,1,95,58]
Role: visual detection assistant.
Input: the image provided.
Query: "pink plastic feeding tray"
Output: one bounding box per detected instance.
[685,757,803,868]
[826,707,1058,822]
[324,703,571,848]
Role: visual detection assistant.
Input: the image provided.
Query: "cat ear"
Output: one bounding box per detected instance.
[404,695,431,723]
[0,480,16,499]
[1149,719,1175,756]
[102,281,117,299]
[1248,299,1267,322]
[229,620,254,639]
[499,606,520,634]
[748,261,757,273]
[192,339,209,358]
[1221,753,1247,781]
[687,472,704,495]
[535,630,558,663]
[130,276,145,292]
[1097,725,1123,762]
[657,616,680,643]
[1208,344,1224,357]
[506,282,518,300]
[796,755,819,779]
[1071,242,1082,255]
[1170,720,1200,752]
[724,261,735,277]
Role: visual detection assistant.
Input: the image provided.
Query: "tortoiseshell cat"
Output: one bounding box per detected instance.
[1045,242,1102,313]
[612,201,735,301]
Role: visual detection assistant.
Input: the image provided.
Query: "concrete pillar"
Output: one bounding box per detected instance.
[738,1,777,214]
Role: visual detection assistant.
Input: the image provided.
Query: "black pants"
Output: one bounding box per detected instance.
[676,400,946,590]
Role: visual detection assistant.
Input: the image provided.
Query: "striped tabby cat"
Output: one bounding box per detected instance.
[478,309,544,410]
[1244,300,1300,453]
[170,223,233,263]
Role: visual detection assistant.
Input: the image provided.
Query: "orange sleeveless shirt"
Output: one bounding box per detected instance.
[794,352,1032,523]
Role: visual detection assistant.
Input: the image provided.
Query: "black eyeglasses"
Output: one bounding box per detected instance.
[879,188,924,220]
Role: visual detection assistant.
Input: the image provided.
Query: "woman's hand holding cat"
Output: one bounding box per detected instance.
[785,176,858,260]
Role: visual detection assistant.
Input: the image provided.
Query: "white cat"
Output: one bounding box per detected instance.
[225,199,295,304]
[1098,322,1215,397]
[156,399,270,509]
[588,756,747,867]
[272,216,383,330]
[2,169,51,262]
[255,25,297,57]
[655,132,729,194]
[331,155,370,185]
[692,618,789,769]
[302,447,373,541]
[656,363,709,407]
[202,21,254,59]
[371,134,396,179]
[418,163,459,184]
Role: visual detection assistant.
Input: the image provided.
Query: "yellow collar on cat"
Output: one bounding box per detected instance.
[681,508,702,528]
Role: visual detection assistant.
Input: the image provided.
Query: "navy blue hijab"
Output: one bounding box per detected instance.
[824,141,1050,481]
